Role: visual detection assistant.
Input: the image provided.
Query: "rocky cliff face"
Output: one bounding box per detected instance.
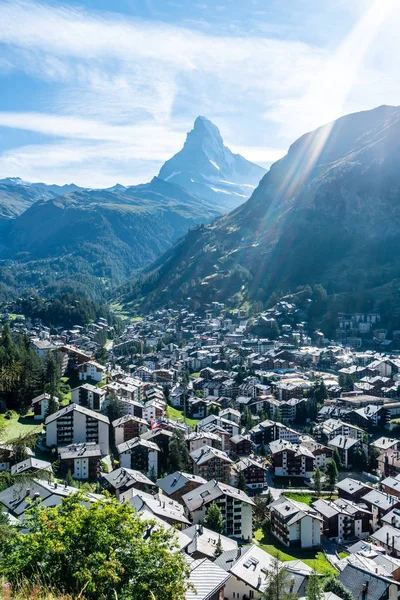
[158,116,266,210]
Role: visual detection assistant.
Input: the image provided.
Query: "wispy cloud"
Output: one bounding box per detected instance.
[0,0,398,185]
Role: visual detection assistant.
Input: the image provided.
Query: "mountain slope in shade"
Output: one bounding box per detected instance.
[1,177,221,287]
[158,116,266,210]
[119,105,400,310]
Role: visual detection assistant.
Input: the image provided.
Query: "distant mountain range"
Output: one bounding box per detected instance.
[159,116,266,210]
[0,177,83,220]
[0,118,265,300]
[118,105,400,312]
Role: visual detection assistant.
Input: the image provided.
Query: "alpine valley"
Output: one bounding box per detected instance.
[118,105,400,319]
[0,117,264,302]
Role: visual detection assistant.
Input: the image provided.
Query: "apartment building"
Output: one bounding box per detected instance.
[45,403,110,456]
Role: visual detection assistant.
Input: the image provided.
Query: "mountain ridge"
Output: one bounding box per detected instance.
[118,104,400,311]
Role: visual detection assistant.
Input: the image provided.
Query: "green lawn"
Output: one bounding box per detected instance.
[0,411,43,441]
[254,529,338,576]
[338,551,349,559]
[191,372,201,378]
[167,406,198,429]
[283,492,337,506]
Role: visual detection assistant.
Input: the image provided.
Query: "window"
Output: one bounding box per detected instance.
[249,591,254,599]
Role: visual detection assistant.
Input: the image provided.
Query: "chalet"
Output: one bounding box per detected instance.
[327,435,364,469]
[78,360,106,383]
[187,431,223,453]
[182,479,255,541]
[234,456,268,490]
[362,490,400,531]
[10,457,52,476]
[102,466,155,500]
[112,414,148,446]
[190,445,233,482]
[185,556,230,600]
[269,439,315,479]
[117,437,160,477]
[229,434,252,457]
[215,544,310,600]
[249,419,276,446]
[157,471,207,503]
[336,478,373,503]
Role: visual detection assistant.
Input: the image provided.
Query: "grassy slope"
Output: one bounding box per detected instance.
[254,529,337,576]
[166,406,198,429]
[0,411,43,441]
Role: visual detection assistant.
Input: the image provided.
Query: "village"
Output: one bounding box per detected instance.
[2,298,400,599]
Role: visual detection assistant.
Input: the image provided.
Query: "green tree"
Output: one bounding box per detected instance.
[65,469,74,487]
[333,449,342,470]
[313,467,322,497]
[0,493,190,600]
[260,441,266,457]
[204,503,225,534]
[263,558,297,600]
[168,429,191,473]
[323,576,352,600]
[236,469,247,491]
[306,570,323,600]
[326,460,338,491]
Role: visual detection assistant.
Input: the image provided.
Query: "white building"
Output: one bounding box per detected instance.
[269,496,322,548]
[45,403,110,456]
[78,360,106,383]
[71,384,107,412]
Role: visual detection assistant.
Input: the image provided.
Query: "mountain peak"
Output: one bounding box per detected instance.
[158,117,266,210]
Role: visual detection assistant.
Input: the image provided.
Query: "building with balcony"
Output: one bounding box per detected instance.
[269,496,322,549]
[45,403,110,456]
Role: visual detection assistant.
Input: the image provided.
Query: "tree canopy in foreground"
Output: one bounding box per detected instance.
[0,493,190,600]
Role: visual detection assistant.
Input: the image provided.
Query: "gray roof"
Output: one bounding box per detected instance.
[190,445,233,466]
[185,556,230,600]
[58,442,102,460]
[182,479,255,512]
[103,467,154,490]
[117,437,160,454]
[362,489,399,511]
[328,435,359,450]
[45,403,110,425]
[270,496,322,526]
[157,472,207,496]
[112,414,147,428]
[184,524,238,559]
[336,477,371,495]
[130,490,190,525]
[338,563,391,600]
[11,457,52,475]
[371,524,400,552]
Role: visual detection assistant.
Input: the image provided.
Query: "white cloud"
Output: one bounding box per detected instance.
[0,0,399,185]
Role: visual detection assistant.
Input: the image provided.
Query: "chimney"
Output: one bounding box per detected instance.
[236,548,241,559]
[25,489,31,498]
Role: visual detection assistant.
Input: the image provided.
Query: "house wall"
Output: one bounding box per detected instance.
[223,575,262,600]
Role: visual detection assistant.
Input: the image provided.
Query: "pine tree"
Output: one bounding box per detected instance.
[333,449,342,470]
[263,558,296,600]
[168,429,190,473]
[148,465,157,483]
[260,441,266,457]
[237,469,247,491]
[313,467,322,497]
[325,460,338,491]
[306,570,323,600]
[65,469,74,487]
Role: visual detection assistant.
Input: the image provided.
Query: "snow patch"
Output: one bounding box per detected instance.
[209,160,220,171]
[164,171,180,181]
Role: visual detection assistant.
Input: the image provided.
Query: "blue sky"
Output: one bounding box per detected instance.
[0,0,398,187]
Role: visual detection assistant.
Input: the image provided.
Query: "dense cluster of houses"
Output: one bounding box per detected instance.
[4,301,400,598]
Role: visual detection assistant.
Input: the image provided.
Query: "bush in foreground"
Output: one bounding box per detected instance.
[0,493,190,600]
